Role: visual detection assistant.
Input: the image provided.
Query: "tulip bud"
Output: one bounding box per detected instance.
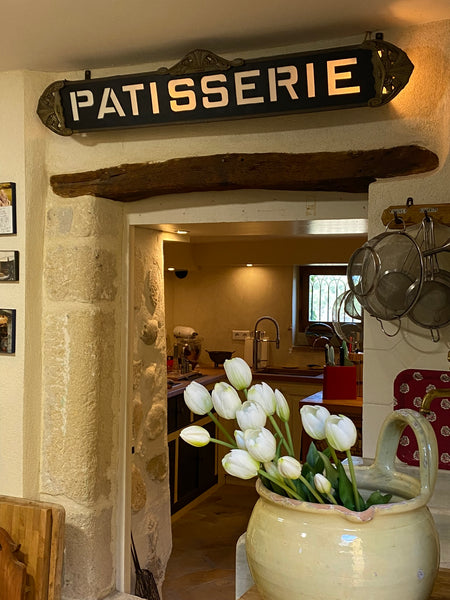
[184,381,213,415]
[325,414,357,452]
[236,400,267,431]
[263,461,284,483]
[212,381,242,419]
[300,405,331,440]
[224,357,252,390]
[221,449,260,480]
[277,456,302,479]
[314,473,332,495]
[248,382,276,416]
[180,425,211,447]
[274,389,290,422]
[234,429,247,450]
[244,427,277,462]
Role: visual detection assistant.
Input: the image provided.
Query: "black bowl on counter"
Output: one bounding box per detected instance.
[206,350,235,367]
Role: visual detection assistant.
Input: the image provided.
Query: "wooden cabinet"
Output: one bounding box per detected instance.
[167,373,225,515]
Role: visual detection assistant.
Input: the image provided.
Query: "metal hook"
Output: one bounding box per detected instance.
[376,317,401,337]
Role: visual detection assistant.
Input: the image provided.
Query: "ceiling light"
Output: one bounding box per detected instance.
[167,267,175,271]
[246,263,253,267]
[176,229,189,235]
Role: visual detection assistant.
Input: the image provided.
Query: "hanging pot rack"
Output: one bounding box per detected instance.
[381,197,450,228]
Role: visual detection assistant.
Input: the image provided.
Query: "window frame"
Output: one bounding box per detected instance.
[292,265,348,346]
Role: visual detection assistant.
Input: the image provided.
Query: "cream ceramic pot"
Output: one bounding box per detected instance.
[246,409,440,600]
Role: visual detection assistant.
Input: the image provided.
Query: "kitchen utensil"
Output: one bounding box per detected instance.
[331,290,363,348]
[347,220,423,322]
[305,322,334,346]
[206,350,234,367]
[407,218,450,341]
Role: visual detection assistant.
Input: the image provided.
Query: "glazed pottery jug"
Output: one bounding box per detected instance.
[245,408,440,600]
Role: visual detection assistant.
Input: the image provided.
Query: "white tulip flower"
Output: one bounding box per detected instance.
[274,389,290,422]
[263,461,284,483]
[234,429,247,450]
[325,414,357,452]
[300,405,331,440]
[236,400,267,431]
[244,427,277,462]
[248,382,277,416]
[314,473,332,495]
[277,456,302,479]
[224,357,252,390]
[212,381,242,419]
[222,449,260,480]
[184,381,213,415]
[180,425,211,447]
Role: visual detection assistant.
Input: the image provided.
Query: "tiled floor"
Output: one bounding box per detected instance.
[162,483,259,600]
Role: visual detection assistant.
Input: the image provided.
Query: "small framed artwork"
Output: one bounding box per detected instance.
[0,309,16,354]
[0,251,19,281]
[0,182,17,235]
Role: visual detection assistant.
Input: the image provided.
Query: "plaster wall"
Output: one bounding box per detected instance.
[0,17,448,600]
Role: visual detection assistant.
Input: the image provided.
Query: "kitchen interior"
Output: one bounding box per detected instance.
[159,198,369,517]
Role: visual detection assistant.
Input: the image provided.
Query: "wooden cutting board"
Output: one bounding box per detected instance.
[0,495,65,600]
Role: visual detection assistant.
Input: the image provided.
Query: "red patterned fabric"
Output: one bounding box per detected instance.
[393,369,450,470]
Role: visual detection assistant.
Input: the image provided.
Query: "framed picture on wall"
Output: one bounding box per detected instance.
[0,251,19,281]
[0,182,17,235]
[0,309,16,354]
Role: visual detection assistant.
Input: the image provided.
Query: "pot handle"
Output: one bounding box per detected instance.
[372,408,438,506]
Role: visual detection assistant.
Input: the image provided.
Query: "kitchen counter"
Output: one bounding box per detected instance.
[167,367,225,398]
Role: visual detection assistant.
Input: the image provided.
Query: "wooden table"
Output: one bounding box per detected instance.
[240,569,450,599]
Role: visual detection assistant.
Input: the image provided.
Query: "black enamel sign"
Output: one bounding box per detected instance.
[37,42,413,136]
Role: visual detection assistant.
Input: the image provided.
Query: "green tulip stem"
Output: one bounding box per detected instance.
[300,476,325,504]
[329,446,340,466]
[210,437,236,449]
[283,421,295,457]
[269,414,293,456]
[207,411,236,445]
[345,450,361,511]
[258,469,304,501]
[326,492,338,505]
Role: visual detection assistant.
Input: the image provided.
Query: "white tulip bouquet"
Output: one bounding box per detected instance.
[180,357,391,511]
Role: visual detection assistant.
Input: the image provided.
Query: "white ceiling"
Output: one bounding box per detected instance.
[6,0,450,73]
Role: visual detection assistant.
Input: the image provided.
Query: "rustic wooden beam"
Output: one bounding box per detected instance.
[50,145,438,202]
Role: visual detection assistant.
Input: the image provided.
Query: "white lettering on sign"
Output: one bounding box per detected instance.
[149,82,160,114]
[98,88,126,119]
[306,63,316,98]
[327,58,360,96]
[268,66,299,102]
[122,83,144,115]
[168,78,197,112]
[201,74,229,108]
[235,70,264,105]
[69,90,94,121]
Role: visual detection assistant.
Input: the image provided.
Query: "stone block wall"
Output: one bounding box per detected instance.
[130,227,172,592]
[41,194,124,599]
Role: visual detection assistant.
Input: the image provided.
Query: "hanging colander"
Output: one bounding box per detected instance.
[347,220,424,322]
[407,217,450,342]
[332,290,364,347]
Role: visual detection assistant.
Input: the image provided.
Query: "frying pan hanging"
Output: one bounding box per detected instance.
[347,220,424,322]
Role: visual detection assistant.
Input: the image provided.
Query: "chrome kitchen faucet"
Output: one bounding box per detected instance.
[252,316,280,370]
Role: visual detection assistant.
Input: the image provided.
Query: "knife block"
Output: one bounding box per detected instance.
[323,365,357,399]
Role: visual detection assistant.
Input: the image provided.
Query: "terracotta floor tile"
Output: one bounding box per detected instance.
[162,484,258,600]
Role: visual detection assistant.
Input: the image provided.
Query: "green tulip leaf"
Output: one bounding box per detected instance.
[365,490,393,507]
[337,461,356,510]
[318,451,338,488]
[305,441,324,474]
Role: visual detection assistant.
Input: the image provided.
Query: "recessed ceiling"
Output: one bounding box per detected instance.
[154,219,368,241]
[6,1,450,73]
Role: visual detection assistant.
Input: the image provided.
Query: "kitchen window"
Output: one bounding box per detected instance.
[292,265,350,345]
